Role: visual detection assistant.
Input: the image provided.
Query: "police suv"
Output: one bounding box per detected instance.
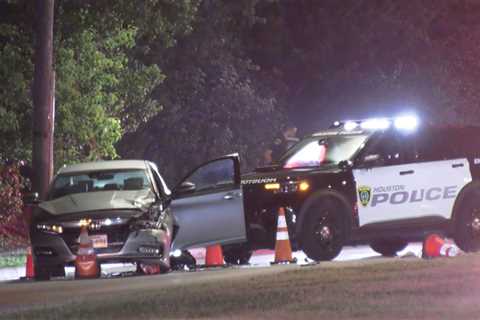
[171,116,480,263]
[238,116,480,261]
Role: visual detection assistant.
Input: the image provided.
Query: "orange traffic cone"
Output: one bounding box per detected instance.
[75,227,99,278]
[272,207,296,264]
[25,246,35,279]
[422,234,460,258]
[205,245,224,267]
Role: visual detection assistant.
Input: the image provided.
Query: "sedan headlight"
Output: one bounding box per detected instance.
[36,223,63,234]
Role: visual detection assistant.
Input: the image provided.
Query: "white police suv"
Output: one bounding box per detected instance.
[233,116,480,261]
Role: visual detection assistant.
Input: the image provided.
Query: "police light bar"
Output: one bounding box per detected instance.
[394,115,418,130]
[344,121,358,131]
[360,118,390,130]
[330,115,419,132]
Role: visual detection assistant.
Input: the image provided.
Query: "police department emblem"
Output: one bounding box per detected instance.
[358,186,372,207]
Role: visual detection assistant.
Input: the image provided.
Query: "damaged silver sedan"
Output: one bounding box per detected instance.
[30,160,175,280]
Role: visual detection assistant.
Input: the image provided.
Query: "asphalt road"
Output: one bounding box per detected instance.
[0,243,423,315]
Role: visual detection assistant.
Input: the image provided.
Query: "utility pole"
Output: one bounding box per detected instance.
[32,0,55,200]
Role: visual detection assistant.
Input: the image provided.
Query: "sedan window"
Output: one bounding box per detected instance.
[50,169,151,199]
[186,159,235,191]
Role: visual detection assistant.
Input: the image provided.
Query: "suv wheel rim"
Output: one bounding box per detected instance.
[470,208,480,235]
[313,211,338,251]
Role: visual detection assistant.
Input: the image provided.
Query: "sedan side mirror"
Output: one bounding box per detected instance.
[23,192,40,204]
[175,181,196,196]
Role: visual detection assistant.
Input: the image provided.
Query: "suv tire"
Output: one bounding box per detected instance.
[370,239,408,257]
[455,194,480,252]
[223,245,253,265]
[300,197,348,261]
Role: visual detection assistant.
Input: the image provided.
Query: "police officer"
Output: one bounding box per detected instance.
[270,124,300,162]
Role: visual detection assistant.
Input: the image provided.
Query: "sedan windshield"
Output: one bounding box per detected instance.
[281,133,370,168]
[50,169,151,199]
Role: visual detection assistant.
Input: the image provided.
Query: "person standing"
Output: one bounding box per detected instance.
[270,124,300,163]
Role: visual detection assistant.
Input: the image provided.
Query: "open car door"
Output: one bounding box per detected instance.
[170,154,246,250]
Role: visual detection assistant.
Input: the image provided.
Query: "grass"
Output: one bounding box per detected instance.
[3,254,480,320]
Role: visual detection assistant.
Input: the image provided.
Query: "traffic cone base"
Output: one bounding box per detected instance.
[75,227,99,278]
[272,207,296,264]
[422,233,460,258]
[205,245,225,267]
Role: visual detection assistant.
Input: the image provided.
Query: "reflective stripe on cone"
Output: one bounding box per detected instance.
[272,207,296,264]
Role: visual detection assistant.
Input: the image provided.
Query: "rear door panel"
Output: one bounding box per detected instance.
[354,158,471,226]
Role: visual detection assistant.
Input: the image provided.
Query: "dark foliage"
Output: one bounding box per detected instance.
[0,164,28,249]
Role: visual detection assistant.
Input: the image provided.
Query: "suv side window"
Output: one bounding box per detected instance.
[415,128,458,162]
[452,127,480,158]
[361,130,418,167]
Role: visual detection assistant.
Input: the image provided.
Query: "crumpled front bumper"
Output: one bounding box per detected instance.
[31,228,171,267]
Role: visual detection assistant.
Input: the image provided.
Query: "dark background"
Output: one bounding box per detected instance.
[2,0,480,184]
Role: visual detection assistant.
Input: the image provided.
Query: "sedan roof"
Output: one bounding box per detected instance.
[57,160,149,174]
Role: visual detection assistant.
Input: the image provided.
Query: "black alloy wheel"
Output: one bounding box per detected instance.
[301,199,347,261]
[455,197,480,252]
[223,245,253,265]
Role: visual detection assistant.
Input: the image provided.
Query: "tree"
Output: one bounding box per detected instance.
[118,0,286,183]
[0,0,200,166]
[249,0,480,130]
[0,163,28,249]
[0,3,34,162]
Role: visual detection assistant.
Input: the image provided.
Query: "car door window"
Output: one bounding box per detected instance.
[415,129,457,162]
[187,158,235,192]
[361,131,418,167]
[170,155,245,250]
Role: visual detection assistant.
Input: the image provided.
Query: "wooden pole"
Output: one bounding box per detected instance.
[32,0,54,200]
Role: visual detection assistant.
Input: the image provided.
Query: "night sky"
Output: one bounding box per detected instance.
[251,0,480,135]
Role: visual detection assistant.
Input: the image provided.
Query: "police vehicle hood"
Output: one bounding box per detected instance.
[241,163,341,184]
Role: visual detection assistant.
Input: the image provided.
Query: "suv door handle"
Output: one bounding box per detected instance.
[399,170,414,175]
[452,163,464,168]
